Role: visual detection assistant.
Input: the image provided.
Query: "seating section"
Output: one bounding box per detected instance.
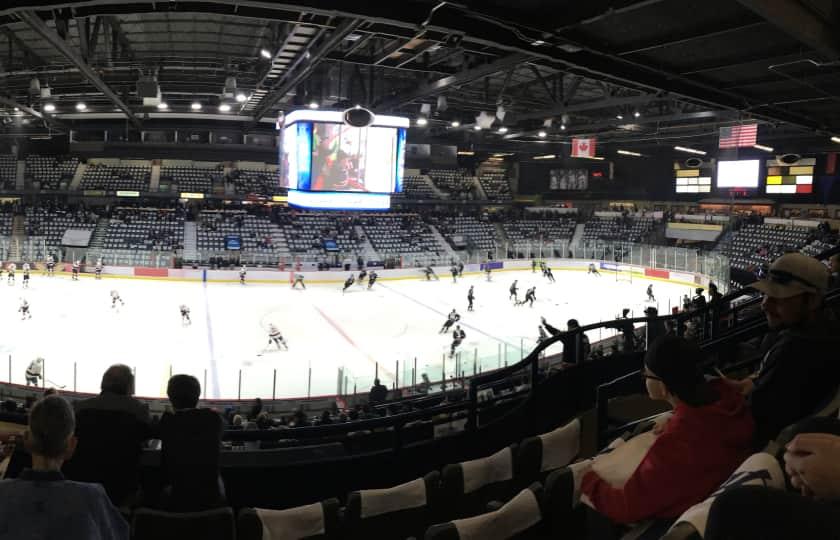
[102,209,184,265]
[0,155,16,190]
[24,206,98,256]
[434,215,498,252]
[479,171,512,201]
[196,211,285,260]
[503,218,576,244]
[582,217,654,244]
[279,213,364,260]
[360,213,448,256]
[228,169,280,196]
[725,224,811,271]
[81,164,151,191]
[160,166,218,194]
[427,169,475,200]
[401,175,441,199]
[25,155,79,190]
[0,206,13,236]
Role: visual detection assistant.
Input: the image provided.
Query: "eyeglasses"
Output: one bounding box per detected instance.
[767,269,818,290]
[641,371,662,382]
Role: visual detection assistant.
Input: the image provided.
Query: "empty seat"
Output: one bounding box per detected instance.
[517,417,581,487]
[132,507,236,540]
[440,445,519,520]
[237,499,341,540]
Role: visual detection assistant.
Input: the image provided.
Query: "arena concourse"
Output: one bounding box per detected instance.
[0,2,839,539]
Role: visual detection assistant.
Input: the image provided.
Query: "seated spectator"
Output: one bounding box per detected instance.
[706,418,840,539]
[74,364,151,426]
[581,336,754,524]
[723,253,840,447]
[369,378,388,404]
[0,396,129,539]
[158,374,224,511]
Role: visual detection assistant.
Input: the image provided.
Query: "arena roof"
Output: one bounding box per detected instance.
[0,1,838,152]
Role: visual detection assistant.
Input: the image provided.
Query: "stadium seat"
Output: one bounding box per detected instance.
[440,444,519,520]
[516,417,581,487]
[237,499,341,540]
[345,471,441,540]
[424,484,544,540]
[132,506,236,540]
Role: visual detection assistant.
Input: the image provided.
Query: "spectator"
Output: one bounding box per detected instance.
[541,317,591,362]
[0,396,129,538]
[723,253,840,447]
[644,307,664,349]
[158,374,224,511]
[74,364,151,426]
[249,397,263,420]
[829,253,840,290]
[581,336,754,524]
[417,373,432,394]
[369,378,388,404]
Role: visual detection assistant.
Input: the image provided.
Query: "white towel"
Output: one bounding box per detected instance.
[461,446,513,494]
[454,488,541,540]
[539,418,581,472]
[360,477,427,519]
[256,503,324,540]
[670,452,785,537]
[591,431,656,487]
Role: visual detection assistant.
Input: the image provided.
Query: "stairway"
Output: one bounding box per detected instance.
[183,221,198,261]
[426,223,459,262]
[570,223,586,248]
[15,161,25,190]
[354,225,380,262]
[69,163,86,190]
[86,217,110,262]
[149,163,161,192]
[9,215,24,261]
[472,176,488,200]
[421,175,449,199]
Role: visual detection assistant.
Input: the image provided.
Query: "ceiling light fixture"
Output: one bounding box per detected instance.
[416,117,428,126]
[260,48,272,59]
[582,156,605,160]
[617,150,642,157]
[219,103,231,113]
[191,102,202,111]
[451,120,460,128]
[235,92,248,103]
[533,154,556,160]
[538,130,547,138]
[497,126,508,134]
[674,145,706,155]
[474,125,482,131]
[560,124,566,130]
[457,150,475,156]
[831,136,840,144]
[634,111,641,118]
[753,144,774,153]
[616,114,623,120]
[308,101,319,109]
[157,102,168,110]
[43,103,55,113]
[75,102,87,111]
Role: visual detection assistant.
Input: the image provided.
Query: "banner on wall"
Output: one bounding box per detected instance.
[572,138,596,158]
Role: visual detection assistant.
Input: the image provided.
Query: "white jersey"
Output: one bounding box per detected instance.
[269,326,283,339]
[7,263,15,272]
[22,263,30,272]
[111,290,120,299]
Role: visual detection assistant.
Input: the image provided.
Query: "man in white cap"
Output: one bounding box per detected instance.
[724,252,840,447]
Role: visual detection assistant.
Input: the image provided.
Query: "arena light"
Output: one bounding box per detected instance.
[191,101,202,111]
[43,103,55,113]
[416,117,428,126]
[308,101,319,109]
[497,126,508,134]
[533,154,556,160]
[753,144,774,153]
[235,92,248,103]
[75,102,87,111]
[617,149,642,157]
[450,120,460,128]
[616,114,623,120]
[560,124,566,131]
[157,102,168,110]
[634,110,641,118]
[537,130,547,138]
[457,150,475,156]
[260,48,272,59]
[832,136,840,144]
[474,125,482,131]
[218,103,231,113]
[579,155,605,160]
[674,145,706,155]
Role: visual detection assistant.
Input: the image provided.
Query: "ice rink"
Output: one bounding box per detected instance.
[0,268,696,399]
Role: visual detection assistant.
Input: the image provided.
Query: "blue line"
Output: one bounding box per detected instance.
[202,281,220,398]
[377,282,519,349]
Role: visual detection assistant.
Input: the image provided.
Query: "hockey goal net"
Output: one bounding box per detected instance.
[615,269,633,283]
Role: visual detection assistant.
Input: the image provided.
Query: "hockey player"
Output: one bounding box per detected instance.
[110,290,125,309]
[239,265,247,285]
[19,298,31,320]
[367,271,378,290]
[440,309,460,334]
[450,325,466,357]
[523,286,536,307]
[358,269,368,284]
[292,273,306,290]
[467,286,475,312]
[25,357,43,386]
[180,304,191,325]
[646,284,656,302]
[72,260,80,281]
[21,262,30,289]
[267,324,288,351]
[484,263,492,282]
[6,262,15,284]
[457,261,464,277]
[45,255,55,277]
[509,280,519,302]
[545,266,555,283]
[532,259,538,273]
[588,263,601,276]
[450,265,458,283]
[95,259,103,280]
[423,265,438,281]
[342,274,355,294]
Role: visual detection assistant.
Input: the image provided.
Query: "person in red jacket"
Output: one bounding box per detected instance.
[581,335,755,525]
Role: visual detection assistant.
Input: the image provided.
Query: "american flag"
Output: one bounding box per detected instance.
[719,124,757,148]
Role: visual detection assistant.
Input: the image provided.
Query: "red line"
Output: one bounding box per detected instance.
[313,305,396,380]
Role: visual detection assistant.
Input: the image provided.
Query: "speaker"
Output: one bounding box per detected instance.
[684,157,703,168]
[343,106,375,128]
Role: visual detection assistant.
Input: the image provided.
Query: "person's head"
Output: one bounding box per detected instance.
[644,306,658,318]
[567,319,580,330]
[709,282,718,294]
[25,396,77,466]
[695,287,704,295]
[232,414,243,427]
[100,364,134,396]
[643,336,713,407]
[373,378,380,386]
[43,387,58,397]
[166,374,201,410]
[750,253,828,329]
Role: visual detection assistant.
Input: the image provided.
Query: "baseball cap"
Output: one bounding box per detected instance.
[749,253,829,299]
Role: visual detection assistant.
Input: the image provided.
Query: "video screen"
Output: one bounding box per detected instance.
[278,123,297,189]
[310,123,400,193]
[549,168,588,190]
[765,160,814,194]
[717,160,760,188]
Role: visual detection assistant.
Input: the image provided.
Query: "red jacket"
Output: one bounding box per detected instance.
[581,380,754,524]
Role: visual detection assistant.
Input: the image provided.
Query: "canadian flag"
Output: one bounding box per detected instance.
[572,138,596,158]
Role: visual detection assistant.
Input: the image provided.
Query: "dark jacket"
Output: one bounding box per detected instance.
[750,316,840,447]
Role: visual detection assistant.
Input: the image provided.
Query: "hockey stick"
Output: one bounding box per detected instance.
[45,378,66,389]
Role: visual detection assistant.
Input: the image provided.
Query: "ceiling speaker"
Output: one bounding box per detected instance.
[778,153,801,165]
[343,106,375,128]
[685,157,703,168]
